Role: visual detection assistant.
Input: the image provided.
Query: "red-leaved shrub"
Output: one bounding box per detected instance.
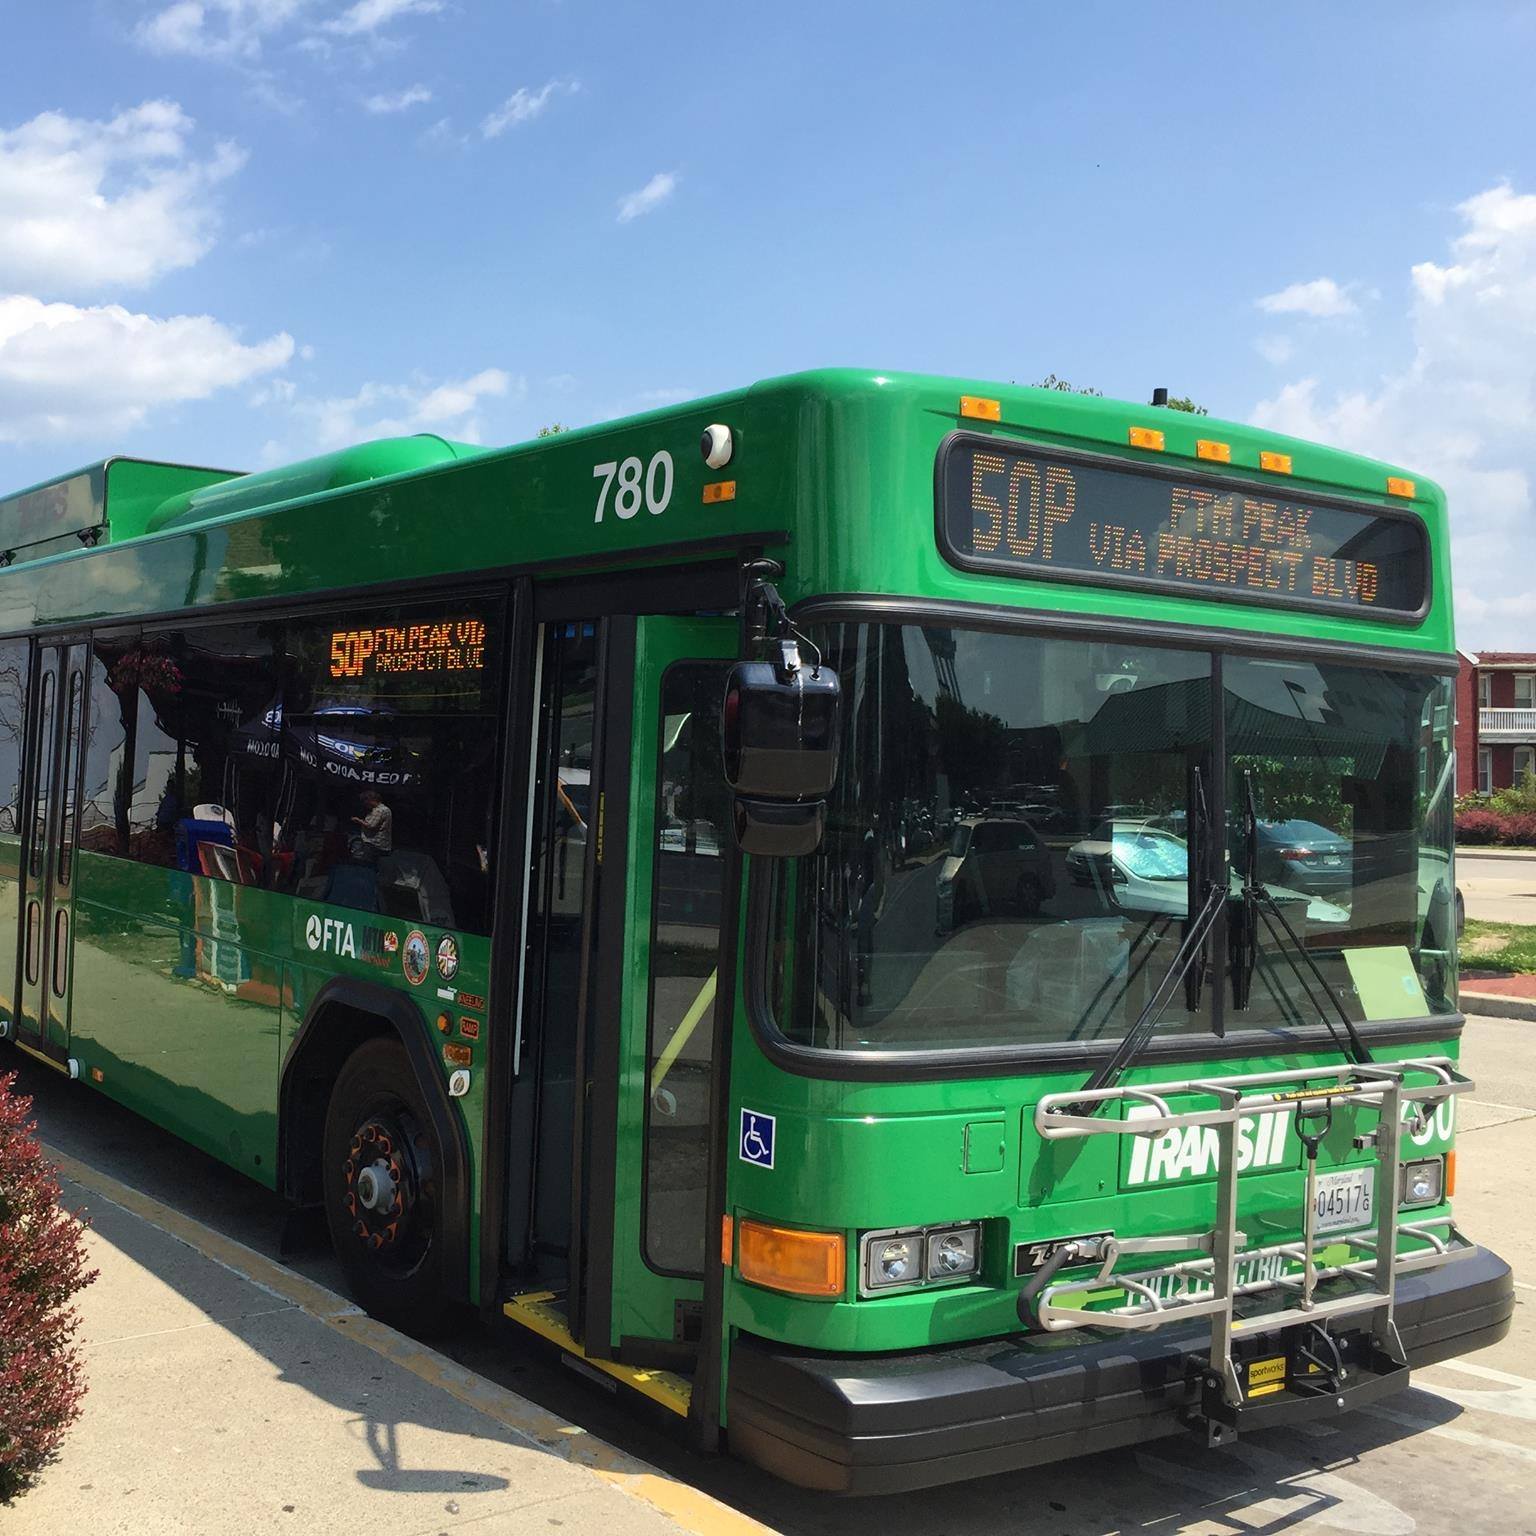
[1496,810,1536,846]
[0,1071,95,1503]
[1456,808,1503,845]
[1457,807,1536,847]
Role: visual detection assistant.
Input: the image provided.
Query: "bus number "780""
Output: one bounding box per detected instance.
[593,451,674,522]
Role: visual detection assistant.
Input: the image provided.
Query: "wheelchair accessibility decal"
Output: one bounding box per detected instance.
[739,1109,776,1170]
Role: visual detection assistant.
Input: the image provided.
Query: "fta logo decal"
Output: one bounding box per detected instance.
[304,914,356,958]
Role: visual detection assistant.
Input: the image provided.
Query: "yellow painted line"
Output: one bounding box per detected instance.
[44,1144,770,1536]
[503,1291,693,1416]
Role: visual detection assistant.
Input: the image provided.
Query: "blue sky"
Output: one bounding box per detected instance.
[2,1,1534,642]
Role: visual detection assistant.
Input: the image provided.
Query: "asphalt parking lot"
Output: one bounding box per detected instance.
[1459,851,1536,926]
[10,1013,1535,1535]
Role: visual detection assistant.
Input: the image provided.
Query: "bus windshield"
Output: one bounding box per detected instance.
[766,622,1455,1056]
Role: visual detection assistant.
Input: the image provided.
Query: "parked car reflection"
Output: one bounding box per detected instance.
[1066,821,1190,915]
[935,816,1055,933]
[1252,817,1352,897]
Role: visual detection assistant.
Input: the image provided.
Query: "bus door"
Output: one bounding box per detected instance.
[14,640,87,1066]
[600,616,735,1364]
[505,611,735,1382]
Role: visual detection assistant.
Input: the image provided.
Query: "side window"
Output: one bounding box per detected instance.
[120,623,283,881]
[643,662,730,1276]
[82,632,137,857]
[277,598,502,933]
[0,639,28,837]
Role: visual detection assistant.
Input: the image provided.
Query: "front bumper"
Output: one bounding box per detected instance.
[727,1244,1514,1494]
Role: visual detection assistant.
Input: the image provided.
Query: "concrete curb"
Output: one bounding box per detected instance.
[1456,846,1536,859]
[1462,991,1536,1022]
[43,1143,772,1536]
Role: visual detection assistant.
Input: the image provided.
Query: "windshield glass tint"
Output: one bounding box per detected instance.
[1226,657,1456,1024]
[768,625,1211,1051]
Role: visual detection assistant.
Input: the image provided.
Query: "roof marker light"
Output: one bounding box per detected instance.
[1387,476,1416,499]
[1129,426,1165,451]
[960,395,1001,422]
[1196,439,1231,464]
[1260,450,1293,474]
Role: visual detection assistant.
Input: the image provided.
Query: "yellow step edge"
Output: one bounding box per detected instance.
[503,1291,693,1417]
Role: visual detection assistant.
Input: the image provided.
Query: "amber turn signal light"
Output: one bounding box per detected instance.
[737,1219,845,1298]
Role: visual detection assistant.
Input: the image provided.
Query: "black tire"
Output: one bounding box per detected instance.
[321,1037,453,1334]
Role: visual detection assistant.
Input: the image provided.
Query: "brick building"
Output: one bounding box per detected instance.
[1455,650,1536,794]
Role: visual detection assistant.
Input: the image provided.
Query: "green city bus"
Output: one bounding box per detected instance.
[0,370,1512,1492]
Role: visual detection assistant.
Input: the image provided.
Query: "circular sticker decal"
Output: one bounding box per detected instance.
[436,935,460,982]
[402,929,430,987]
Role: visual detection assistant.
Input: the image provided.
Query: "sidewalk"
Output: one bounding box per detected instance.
[1463,971,1536,1023]
[19,1149,765,1536]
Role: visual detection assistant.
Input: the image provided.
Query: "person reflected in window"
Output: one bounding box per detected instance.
[349,789,393,865]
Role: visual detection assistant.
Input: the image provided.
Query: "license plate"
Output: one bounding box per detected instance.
[1324,854,1342,866]
[1314,1167,1374,1234]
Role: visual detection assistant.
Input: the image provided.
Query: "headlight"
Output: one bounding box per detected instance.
[871,1235,921,1287]
[1399,1157,1445,1208]
[927,1226,980,1280]
[861,1223,982,1295]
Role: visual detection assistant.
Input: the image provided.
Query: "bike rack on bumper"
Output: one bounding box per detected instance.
[1026,1057,1477,1443]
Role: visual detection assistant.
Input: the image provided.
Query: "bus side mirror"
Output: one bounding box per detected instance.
[722,655,840,856]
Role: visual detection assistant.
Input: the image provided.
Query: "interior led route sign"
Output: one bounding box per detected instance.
[330,616,488,679]
[936,436,1429,618]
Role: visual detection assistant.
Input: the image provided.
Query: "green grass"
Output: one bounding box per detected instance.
[1463,919,1536,975]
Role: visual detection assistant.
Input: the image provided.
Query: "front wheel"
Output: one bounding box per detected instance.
[322,1037,451,1332]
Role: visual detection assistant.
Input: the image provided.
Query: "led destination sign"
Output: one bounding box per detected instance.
[937,437,1428,617]
[330,616,488,680]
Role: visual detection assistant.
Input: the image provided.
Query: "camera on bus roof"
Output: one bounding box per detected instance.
[701,423,734,469]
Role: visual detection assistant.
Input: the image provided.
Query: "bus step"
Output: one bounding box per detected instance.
[502,1291,693,1417]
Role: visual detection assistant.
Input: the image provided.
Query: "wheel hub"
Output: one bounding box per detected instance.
[356,1158,397,1213]
[340,1113,431,1266]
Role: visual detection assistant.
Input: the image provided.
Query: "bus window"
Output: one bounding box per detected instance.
[275,599,502,935]
[768,623,1213,1052]
[1225,658,1455,1023]
[0,639,27,838]
[108,624,283,882]
[643,662,729,1276]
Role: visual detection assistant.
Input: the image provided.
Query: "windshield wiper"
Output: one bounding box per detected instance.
[1231,771,1372,1064]
[1071,877,1227,1108]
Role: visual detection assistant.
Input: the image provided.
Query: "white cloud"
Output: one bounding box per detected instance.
[0,294,293,443]
[616,171,678,224]
[136,0,309,59]
[481,79,578,138]
[285,367,522,448]
[0,100,242,294]
[364,83,432,114]
[1256,277,1358,319]
[1250,184,1536,648]
[323,0,441,36]
[1255,334,1295,366]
